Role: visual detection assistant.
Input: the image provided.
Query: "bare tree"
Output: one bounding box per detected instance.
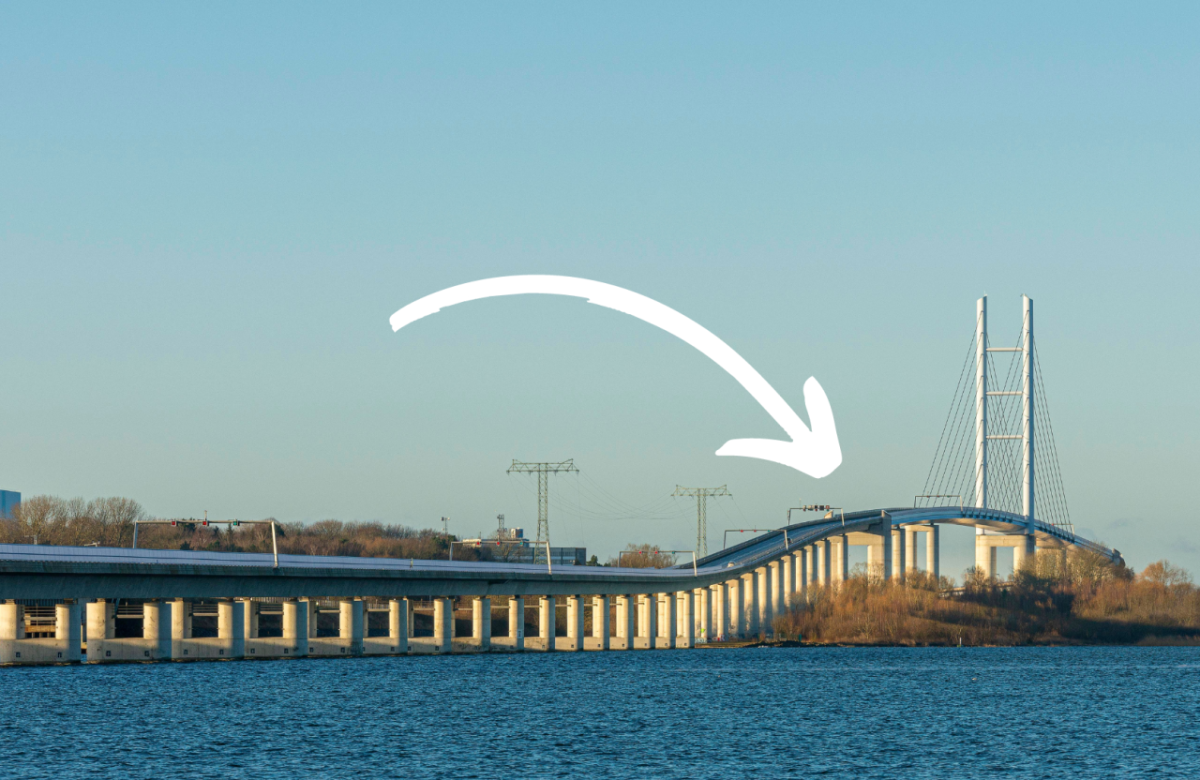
[93,497,145,547]
[11,496,61,544]
[608,543,677,569]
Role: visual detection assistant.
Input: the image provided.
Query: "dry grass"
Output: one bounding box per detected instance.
[773,554,1200,646]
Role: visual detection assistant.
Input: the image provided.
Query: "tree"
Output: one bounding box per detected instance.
[10,495,60,544]
[608,543,676,569]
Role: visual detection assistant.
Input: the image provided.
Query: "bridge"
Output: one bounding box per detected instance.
[0,295,1121,665]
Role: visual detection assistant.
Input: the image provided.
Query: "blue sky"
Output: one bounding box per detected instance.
[2,3,1197,577]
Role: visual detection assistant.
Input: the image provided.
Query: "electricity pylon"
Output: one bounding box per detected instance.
[672,485,732,558]
[507,459,578,560]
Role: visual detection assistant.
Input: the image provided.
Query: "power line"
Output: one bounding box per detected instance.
[506,459,578,559]
[671,485,731,557]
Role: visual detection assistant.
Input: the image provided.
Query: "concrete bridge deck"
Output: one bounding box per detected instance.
[0,506,1121,665]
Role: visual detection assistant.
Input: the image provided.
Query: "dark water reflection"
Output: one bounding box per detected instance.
[2,646,1197,779]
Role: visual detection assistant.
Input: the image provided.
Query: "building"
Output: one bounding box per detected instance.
[0,491,20,518]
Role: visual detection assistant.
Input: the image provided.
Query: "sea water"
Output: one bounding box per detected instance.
[2,646,1197,779]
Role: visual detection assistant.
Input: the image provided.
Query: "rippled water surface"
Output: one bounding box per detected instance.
[3,647,1198,779]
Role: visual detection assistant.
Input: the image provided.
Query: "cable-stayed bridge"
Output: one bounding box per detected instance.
[0,295,1120,665]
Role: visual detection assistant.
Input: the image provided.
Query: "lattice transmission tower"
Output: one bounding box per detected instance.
[507,459,579,559]
[672,485,731,558]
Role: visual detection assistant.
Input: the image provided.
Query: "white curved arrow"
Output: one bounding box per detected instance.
[389,275,842,478]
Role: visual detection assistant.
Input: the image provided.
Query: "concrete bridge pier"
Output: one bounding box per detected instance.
[564,595,583,651]
[592,596,609,650]
[143,600,172,660]
[769,561,783,615]
[537,596,554,652]
[794,550,808,601]
[614,595,632,649]
[975,533,1037,580]
[472,597,491,651]
[696,587,709,643]
[172,598,192,657]
[726,580,741,638]
[218,599,246,659]
[57,601,82,663]
[303,598,318,641]
[742,571,759,637]
[662,593,676,649]
[757,566,772,637]
[778,557,791,610]
[508,597,524,651]
[434,598,452,653]
[905,528,918,572]
[243,599,259,643]
[283,599,309,656]
[0,601,24,664]
[1,600,82,664]
[636,594,656,649]
[85,599,112,662]
[892,529,907,582]
[678,590,695,648]
[340,599,364,655]
[926,526,940,578]
[387,598,407,654]
[711,583,727,641]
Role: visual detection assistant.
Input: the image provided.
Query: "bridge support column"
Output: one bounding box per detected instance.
[927,526,940,578]
[218,600,245,659]
[0,602,24,664]
[757,566,772,636]
[388,598,408,654]
[780,555,793,608]
[712,583,727,641]
[836,535,851,584]
[743,571,759,637]
[592,596,610,650]
[85,599,113,662]
[243,599,260,640]
[615,595,632,649]
[880,515,893,581]
[537,596,554,652]
[678,591,695,648]
[905,528,918,574]
[893,528,906,582]
[636,595,647,644]
[769,561,782,616]
[340,599,364,655]
[143,600,173,660]
[697,588,710,643]
[434,598,452,653]
[565,596,583,651]
[975,534,1037,580]
[794,550,808,600]
[473,597,491,650]
[1013,535,1036,574]
[54,601,82,663]
[726,580,742,638]
[638,594,656,649]
[509,597,525,651]
[283,599,309,656]
[818,542,831,587]
[667,592,676,648]
[975,536,998,580]
[0,601,23,641]
[303,599,318,639]
[172,599,192,657]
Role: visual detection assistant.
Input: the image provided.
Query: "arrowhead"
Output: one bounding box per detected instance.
[715,377,842,478]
